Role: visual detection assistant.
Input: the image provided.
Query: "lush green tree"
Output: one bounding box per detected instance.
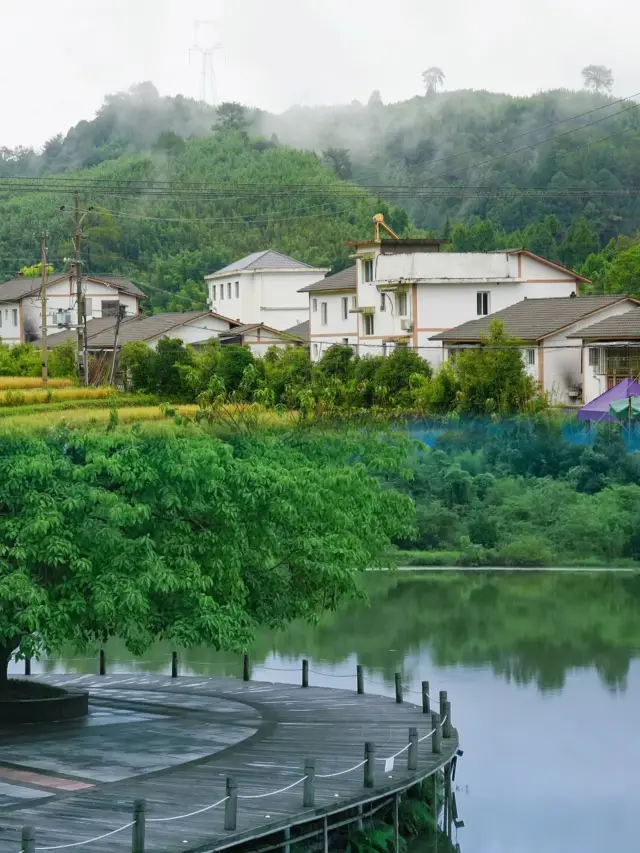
[19,262,54,279]
[0,426,414,685]
[216,345,255,392]
[214,102,248,135]
[558,216,599,270]
[120,341,156,391]
[317,344,355,382]
[153,338,193,399]
[454,320,540,414]
[603,245,640,296]
[47,339,77,379]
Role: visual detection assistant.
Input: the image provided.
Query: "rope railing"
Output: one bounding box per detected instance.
[19,653,458,853]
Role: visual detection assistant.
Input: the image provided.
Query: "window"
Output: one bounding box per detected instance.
[212,285,216,301]
[363,313,374,336]
[220,285,224,300]
[313,344,319,359]
[527,348,536,366]
[397,292,408,316]
[363,259,374,282]
[102,300,120,317]
[380,292,386,311]
[84,297,93,316]
[588,348,600,370]
[321,302,328,325]
[235,281,239,298]
[0,312,3,328]
[341,296,349,320]
[312,298,318,312]
[12,309,18,327]
[477,291,490,316]
[351,296,357,309]
[342,338,349,345]
[227,282,232,299]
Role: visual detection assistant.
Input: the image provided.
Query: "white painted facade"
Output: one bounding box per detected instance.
[3,275,141,345]
[309,291,358,361]
[145,315,234,350]
[307,246,583,365]
[206,267,327,331]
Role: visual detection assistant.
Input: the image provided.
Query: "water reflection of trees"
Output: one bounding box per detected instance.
[54,572,640,693]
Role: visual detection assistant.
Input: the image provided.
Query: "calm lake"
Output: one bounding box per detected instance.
[10,570,640,853]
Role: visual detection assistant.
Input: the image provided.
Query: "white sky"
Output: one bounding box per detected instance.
[0,0,635,149]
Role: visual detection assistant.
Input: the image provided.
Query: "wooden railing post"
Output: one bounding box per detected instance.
[302,659,309,688]
[394,672,403,704]
[243,653,250,682]
[439,690,447,720]
[443,700,452,738]
[171,651,178,679]
[99,649,106,676]
[303,759,315,807]
[364,742,375,788]
[421,681,430,713]
[431,712,442,754]
[408,727,418,771]
[356,664,364,695]
[132,799,146,853]
[21,826,35,853]
[224,777,238,831]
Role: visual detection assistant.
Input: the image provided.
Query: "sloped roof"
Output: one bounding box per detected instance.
[0,273,146,303]
[218,322,303,340]
[430,296,635,342]
[284,320,309,340]
[504,249,591,283]
[43,311,237,349]
[0,274,67,302]
[567,308,640,340]
[298,265,357,293]
[206,250,322,278]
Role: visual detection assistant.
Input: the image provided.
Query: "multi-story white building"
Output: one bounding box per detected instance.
[302,232,589,364]
[0,272,144,345]
[205,250,328,332]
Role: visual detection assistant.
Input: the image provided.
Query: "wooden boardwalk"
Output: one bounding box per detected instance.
[0,674,458,853]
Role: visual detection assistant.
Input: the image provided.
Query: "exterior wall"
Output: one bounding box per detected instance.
[20,277,139,344]
[0,302,23,344]
[308,290,358,362]
[207,269,325,330]
[242,334,303,357]
[582,347,604,404]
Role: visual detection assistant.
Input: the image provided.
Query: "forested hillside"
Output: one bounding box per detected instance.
[2,82,640,307]
[0,124,410,310]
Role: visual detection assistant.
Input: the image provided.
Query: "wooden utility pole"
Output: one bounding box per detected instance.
[40,233,48,385]
[108,305,127,386]
[74,191,85,384]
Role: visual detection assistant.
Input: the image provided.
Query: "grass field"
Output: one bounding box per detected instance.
[0,404,200,430]
[0,377,73,390]
[0,387,116,407]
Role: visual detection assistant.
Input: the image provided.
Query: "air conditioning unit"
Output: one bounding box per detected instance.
[400,319,413,332]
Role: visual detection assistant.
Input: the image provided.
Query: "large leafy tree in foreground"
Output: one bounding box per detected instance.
[0,427,414,684]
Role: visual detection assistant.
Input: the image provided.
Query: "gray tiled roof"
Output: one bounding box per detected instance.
[284,320,309,340]
[0,274,67,302]
[218,322,303,340]
[430,296,633,342]
[567,307,640,340]
[0,273,146,303]
[298,265,356,293]
[206,250,320,277]
[43,312,235,349]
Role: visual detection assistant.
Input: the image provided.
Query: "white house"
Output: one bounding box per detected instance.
[432,296,640,406]
[567,307,640,403]
[205,250,328,331]
[0,272,145,345]
[298,266,357,362]
[217,323,307,356]
[301,224,588,364]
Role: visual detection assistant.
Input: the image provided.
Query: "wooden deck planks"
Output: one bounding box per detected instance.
[0,674,458,853]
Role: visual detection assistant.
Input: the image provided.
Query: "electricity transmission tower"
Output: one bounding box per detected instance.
[190,20,223,106]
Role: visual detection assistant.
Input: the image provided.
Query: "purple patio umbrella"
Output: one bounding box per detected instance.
[577,378,640,422]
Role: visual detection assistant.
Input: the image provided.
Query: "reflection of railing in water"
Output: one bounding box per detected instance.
[15,651,464,853]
